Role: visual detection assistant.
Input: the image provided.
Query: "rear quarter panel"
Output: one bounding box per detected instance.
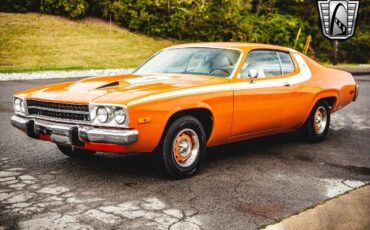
[302,56,356,115]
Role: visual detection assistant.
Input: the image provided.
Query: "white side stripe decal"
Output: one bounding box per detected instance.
[128,53,311,106]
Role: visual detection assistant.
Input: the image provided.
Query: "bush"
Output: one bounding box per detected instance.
[339,31,370,63]
[40,0,88,19]
[245,14,306,48]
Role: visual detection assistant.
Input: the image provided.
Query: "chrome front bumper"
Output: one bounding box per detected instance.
[10,115,138,145]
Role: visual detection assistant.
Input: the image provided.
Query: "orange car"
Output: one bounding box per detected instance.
[11,43,358,178]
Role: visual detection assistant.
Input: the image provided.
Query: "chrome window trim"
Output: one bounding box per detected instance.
[277,51,297,75]
[276,51,284,75]
[238,49,297,79]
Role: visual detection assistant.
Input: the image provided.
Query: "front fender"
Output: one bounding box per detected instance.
[125,90,233,153]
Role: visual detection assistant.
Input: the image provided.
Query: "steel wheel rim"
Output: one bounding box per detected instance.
[173,128,200,167]
[314,106,327,135]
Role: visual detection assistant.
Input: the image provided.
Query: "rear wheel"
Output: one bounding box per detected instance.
[301,100,331,143]
[57,145,96,158]
[158,116,207,179]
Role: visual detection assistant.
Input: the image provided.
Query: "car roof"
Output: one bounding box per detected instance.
[168,42,297,53]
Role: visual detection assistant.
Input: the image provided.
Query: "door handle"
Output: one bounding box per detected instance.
[283,82,290,87]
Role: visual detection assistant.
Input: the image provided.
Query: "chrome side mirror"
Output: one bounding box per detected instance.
[248,69,258,83]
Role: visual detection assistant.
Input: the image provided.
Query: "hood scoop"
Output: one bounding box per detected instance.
[96,81,119,89]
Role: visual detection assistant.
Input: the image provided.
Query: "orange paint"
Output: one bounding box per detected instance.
[14,43,357,154]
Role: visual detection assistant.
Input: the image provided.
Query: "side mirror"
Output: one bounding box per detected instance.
[248,69,258,83]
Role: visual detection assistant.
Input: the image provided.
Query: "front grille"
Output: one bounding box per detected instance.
[27,100,90,122]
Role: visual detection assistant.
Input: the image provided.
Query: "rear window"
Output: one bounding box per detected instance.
[278,52,295,74]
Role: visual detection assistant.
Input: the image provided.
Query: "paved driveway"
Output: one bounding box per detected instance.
[1,76,369,229]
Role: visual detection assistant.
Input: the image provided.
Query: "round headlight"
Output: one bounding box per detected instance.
[114,109,126,124]
[96,107,108,123]
[14,98,22,112]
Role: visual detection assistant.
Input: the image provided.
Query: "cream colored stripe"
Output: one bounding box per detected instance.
[128,54,311,106]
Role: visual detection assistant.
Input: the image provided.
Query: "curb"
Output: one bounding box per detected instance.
[263,184,370,230]
[332,67,370,76]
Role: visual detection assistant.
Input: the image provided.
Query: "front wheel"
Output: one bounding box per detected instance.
[301,100,331,143]
[57,145,96,158]
[158,116,207,179]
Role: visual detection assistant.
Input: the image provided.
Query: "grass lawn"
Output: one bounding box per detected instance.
[0,13,175,72]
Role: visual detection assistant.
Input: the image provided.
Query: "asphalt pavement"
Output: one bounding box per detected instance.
[0,76,369,230]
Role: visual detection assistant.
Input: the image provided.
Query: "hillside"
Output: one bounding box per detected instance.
[0,13,175,72]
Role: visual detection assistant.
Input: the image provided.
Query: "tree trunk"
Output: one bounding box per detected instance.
[332,40,338,65]
[167,0,171,25]
[256,0,263,15]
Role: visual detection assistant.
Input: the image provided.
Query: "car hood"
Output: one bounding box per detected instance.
[23,73,227,105]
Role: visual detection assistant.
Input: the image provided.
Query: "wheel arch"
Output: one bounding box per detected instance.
[319,96,337,110]
[301,91,339,128]
[161,108,214,146]
[313,89,339,109]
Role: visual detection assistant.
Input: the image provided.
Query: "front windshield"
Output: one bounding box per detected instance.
[135,47,241,78]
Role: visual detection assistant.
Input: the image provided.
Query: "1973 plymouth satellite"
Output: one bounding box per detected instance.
[11,43,359,178]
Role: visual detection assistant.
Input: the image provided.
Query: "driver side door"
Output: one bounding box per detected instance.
[230,49,298,139]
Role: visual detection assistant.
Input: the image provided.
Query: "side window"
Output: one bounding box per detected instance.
[241,50,282,78]
[278,52,295,74]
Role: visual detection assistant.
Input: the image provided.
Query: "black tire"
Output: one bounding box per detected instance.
[301,100,331,143]
[57,145,96,158]
[158,115,207,179]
